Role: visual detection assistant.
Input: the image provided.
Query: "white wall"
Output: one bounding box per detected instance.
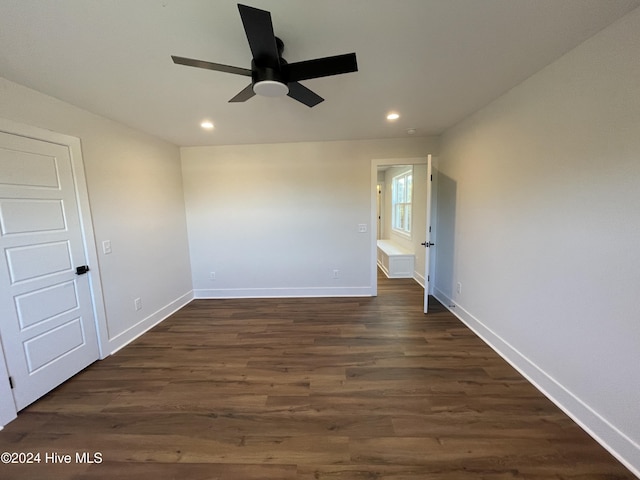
[0,77,193,355]
[435,8,640,475]
[182,138,437,297]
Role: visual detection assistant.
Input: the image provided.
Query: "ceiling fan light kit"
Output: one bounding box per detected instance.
[253,80,289,97]
[172,3,358,107]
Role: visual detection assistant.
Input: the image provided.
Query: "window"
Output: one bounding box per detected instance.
[392,170,412,235]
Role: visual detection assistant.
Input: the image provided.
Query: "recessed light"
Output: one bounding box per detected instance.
[407,128,416,135]
[386,112,400,121]
[200,121,214,130]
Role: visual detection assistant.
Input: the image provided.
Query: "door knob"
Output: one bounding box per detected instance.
[75,265,90,275]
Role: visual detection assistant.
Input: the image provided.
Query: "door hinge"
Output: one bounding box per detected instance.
[8,376,14,389]
[430,174,433,181]
[427,275,430,282]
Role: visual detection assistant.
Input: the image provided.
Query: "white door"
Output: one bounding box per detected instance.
[423,155,433,313]
[0,131,100,411]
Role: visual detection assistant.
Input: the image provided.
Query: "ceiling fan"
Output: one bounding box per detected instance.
[172,3,358,107]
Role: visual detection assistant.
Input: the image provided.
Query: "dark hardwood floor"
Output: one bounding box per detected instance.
[0,272,634,479]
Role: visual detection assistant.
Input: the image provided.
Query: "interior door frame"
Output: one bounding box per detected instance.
[0,117,108,427]
[370,156,431,297]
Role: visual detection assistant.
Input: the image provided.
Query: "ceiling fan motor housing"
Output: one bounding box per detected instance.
[251,59,289,96]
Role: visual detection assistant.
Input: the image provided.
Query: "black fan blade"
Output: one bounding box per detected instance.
[237,4,280,69]
[287,82,324,108]
[229,84,256,103]
[172,56,251,76]
[285,53,357,82]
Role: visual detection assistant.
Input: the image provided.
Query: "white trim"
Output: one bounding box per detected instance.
[0,117,107,426]
[432,287,640,478]
[108,291,194,355]
[194,286,372,299]
[66,135,110,359]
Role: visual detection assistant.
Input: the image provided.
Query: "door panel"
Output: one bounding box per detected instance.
[6,241,72,282]
[0,131,99,411]
[16,281,78,329]
[1,199,66,233]
[0,147,59,188]
[24,318,86,372]
[423,155,433,313]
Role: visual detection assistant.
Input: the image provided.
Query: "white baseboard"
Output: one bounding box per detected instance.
[414,271,426,288]
[377,260,391,278]
[194,286,372,299]
[107,290,194,355]
[432,287,640,478]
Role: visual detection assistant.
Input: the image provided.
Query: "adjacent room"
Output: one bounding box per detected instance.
[1,1,639,478]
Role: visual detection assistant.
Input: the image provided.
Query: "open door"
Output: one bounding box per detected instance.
[423,155,433,313]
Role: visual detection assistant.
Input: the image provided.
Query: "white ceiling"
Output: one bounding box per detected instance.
[1,0,639,147]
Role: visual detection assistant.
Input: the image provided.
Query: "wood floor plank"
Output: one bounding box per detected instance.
[0,271,634,479]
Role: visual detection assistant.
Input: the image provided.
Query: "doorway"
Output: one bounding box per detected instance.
[370,156,436,309]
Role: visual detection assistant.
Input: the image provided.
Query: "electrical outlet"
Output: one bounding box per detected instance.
[333,269,340,279]
[134,297,142,311]
[358,224,367,233]
[209,272,216,281]
[456,282,462,295]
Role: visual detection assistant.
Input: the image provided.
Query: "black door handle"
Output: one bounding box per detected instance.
[421,242,435,248]
[75,265,90,275]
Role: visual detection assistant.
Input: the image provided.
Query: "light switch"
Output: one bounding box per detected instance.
[102,240,112,254]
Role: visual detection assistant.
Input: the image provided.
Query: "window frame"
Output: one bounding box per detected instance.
[391,169,413,237]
